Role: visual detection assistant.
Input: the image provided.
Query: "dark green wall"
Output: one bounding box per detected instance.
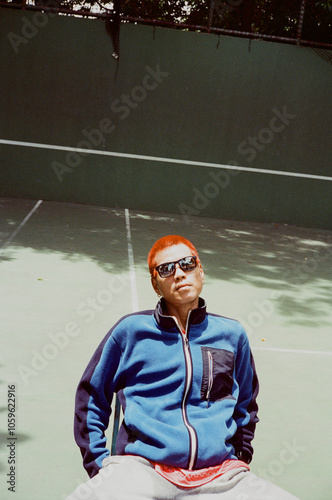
[1,8,331,228]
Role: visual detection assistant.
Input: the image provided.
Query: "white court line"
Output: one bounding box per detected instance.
[1,139,332,182]
[252,346,332,356]
[0,199,43,257]
[124,208,139,312]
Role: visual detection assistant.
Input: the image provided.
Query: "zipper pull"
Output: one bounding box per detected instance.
[206,384,211,408]
[206,350,213,408]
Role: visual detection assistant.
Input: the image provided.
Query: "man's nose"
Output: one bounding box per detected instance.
[174,263,186,279]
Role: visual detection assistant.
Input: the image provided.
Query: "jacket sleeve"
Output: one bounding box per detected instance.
[229,336,259,464]
[74,333,122,478]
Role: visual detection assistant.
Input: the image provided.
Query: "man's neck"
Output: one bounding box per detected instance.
[165,298,199,332]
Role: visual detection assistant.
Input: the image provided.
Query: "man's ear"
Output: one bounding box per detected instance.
[151,276,160,296]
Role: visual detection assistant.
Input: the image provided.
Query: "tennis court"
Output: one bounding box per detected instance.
[1,196,332,500]
[1,3,332,499]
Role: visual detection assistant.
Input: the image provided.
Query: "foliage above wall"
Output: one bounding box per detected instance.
[1,0,332,46]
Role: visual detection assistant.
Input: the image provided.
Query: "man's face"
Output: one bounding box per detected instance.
[151,244,204,308]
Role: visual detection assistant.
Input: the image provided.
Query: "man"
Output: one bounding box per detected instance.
[68,235,299,499]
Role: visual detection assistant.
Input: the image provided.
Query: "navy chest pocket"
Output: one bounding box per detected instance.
[201,347,235,404]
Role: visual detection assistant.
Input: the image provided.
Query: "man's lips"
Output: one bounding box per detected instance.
[176,283,191,290]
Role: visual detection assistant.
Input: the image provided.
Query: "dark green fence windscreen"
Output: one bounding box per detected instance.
[0,8,331,228]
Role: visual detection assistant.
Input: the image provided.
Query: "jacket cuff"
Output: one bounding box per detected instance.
[235,450,252,464]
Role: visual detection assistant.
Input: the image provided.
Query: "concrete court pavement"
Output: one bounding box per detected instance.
[0,197,331,500]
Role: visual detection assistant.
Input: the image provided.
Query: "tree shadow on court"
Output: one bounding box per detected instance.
[0,199,331,327]
[129,211,332,328]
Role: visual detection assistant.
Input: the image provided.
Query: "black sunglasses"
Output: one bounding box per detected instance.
[155,256,198,278]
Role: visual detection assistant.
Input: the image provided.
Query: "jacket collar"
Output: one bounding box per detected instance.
[154,297,207,330]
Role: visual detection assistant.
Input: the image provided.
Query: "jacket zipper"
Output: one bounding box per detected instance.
[173,313,197,470]
[206,350,213,408]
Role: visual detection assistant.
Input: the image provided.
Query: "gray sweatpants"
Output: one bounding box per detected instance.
[66,455,300,500]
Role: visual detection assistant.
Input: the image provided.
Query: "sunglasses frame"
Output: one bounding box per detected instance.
[155,255,198,278]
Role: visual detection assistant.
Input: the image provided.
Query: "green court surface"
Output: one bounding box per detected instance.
[1,197,332,500]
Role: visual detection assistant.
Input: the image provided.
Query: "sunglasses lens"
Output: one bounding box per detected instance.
[157,262,175,277]
[179,256,197,271]
[156,256,197,278]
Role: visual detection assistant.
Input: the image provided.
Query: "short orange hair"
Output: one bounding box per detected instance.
[147,235,199,278]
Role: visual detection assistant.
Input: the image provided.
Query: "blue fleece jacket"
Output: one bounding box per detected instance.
[74,298,259,478]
